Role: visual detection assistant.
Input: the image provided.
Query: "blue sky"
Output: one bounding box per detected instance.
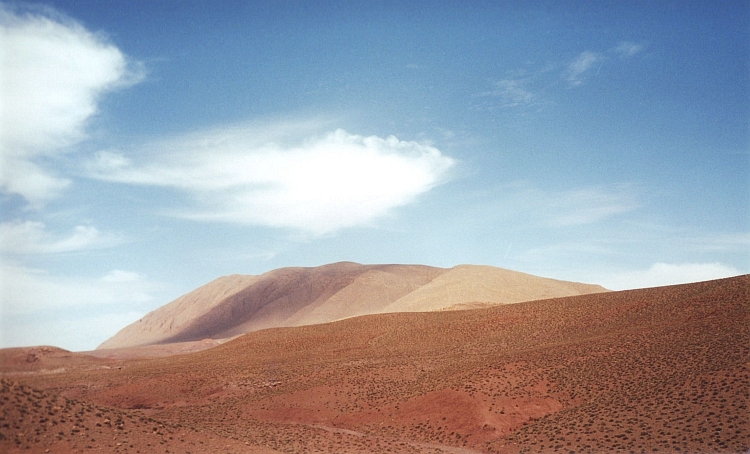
[1,0,748,351]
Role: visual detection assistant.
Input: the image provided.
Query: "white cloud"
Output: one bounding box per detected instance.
[0,264,159,314]
[0,220,121,254]
[599,262,743,291]
[0,6,143,205]
[0,159,71,204]
[564,51,604,87]
[87,126,456,235]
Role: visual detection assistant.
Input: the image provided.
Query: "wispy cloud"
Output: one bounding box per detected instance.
[0,5,143,206]
[86,125,456,235]
[599,262,743,290]
[519,241,621,262]
[476,65,557,112]
[546,186,641,226]
[0,264,161,315]
[680,232,750,253]
[483,78,536,107]
[0,220,121,254]
[483,41,645,107]
[564,51,604,87]
[500,182,641,227]
[615,41,644,58]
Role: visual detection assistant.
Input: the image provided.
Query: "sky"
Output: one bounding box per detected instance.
[1,0,748,352]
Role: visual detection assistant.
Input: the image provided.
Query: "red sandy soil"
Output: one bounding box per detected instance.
[85,339,233,360]
[1,275,748,453]
[0,379,279,453]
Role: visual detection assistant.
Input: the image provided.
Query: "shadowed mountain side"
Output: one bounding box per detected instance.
[244,264,446,328]
[383,265,608,312]
[97,274,261,349]
[158,263,446,344]
[98,262,606,349]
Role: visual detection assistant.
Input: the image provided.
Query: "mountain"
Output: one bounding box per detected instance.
[98,262,608,349]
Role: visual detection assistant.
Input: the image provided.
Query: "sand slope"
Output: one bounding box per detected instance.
[99,262,607,349]
[383,264,607,312]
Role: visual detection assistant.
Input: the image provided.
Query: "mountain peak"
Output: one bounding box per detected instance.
[98,263,607,350]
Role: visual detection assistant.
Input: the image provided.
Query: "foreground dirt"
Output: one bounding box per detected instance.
[1,275,748,453]
[0,379,279,454]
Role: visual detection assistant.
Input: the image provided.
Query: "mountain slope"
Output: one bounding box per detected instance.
[98,262,607,349]
[97,274,260,349]
[383,264,607,312]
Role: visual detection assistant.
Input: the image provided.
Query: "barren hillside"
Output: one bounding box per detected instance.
[99,262,607,349]
[3,275,747,454]
[383,264,607,312]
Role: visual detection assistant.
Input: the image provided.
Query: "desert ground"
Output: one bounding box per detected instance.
[1,275,748,453]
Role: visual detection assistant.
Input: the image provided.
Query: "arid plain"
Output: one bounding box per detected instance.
[1,268,748,453]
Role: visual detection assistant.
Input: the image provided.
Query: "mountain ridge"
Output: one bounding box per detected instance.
[98,262,608,350]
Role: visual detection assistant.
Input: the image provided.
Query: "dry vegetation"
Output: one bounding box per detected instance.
[1,275,748,453]
[0,379,277,453]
